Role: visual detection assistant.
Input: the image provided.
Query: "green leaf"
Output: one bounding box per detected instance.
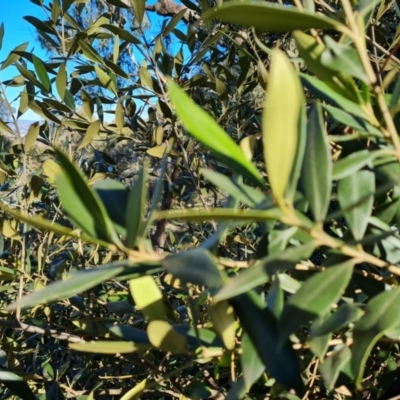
[115,101,125,133]
[56,62,67,100]
[139,63,154,91]
[77,120,100,150]
[319,346,352,389]
[54,149,120,244]
[70,340,149,354]
[131,0,146,25]
[119,378,151,400]
[240,333,265,391]
[263,49,302,207]
[337,169,375,240]
[0,23,4,52]
[293,32,363,105]
[279,260,354,343]
[321,37,369,83]
[162,9,188,36]
[32,55,51,91]
[29,100,60,124]
[51,0,62,22]
[214,241,317,302]
[202,1,339,32]
[286,95,307,200]
[126,164,148,248]
[95,65,117,96]
[323,104,382,136]
[201,168,269,208]
[0,42,28,70]
[266,278,284,318]
[231,291,303,388]
[168,80,264,188]
[24,122,40,152]
[8,262,127,310]
[300,102,332,221]
[162,248,223,288]
[0,199,114,249]
[309,315,332,360]
[81,89,94,120]
[312,304,364,336]
[0,118,16,136]
[333,150,385,180]
[147,320,187,354]
[15,62,47,92]
[78,40,104,64]
[209,300,236,350]
[0,369,36,400]
[300,74,371,121]
[107,325,150,344]
[129,276,166,321]
[100,24,141,44]
[351,287,400,388]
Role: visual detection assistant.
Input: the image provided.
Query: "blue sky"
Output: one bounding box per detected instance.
[0,1,47,120]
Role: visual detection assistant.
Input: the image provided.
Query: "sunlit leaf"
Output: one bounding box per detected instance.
[168,80,264,187]
[202,2,339,32]
[77,120,100,150]
[54,149,120,244]
[263,50,302,208]
[147,320,187,354]
[56,62,66,100]
[70,340,149,354]
[0,42,28,71]
[131,0,145,25]
[129,276,166,321]
[24,122,40,152]
[209,300,236,349]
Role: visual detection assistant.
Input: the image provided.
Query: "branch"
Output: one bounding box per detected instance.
[0,319,83,343]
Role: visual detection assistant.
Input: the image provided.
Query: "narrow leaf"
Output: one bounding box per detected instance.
[351,287,400,388]
[126,164,148,247]
[129,276,166,321]
[77,120,100,150]
[147,321,187,354]
[70,340,149,354]
[32,55,51,91]
[263,50,302,207]
[337,169,375,240]
[162,248,223,288]
[56,62,66,100]
[231,291,303,388]
[24,122,40,151]
[300,102,332,221]
[54,149,120,244]
[202,2,339,32]
[168,80,264,187]
[279,260,354,343]
[209,300,236,350]
[8,263,126,310]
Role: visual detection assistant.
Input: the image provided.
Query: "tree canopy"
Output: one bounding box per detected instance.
[0,0,400,399]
